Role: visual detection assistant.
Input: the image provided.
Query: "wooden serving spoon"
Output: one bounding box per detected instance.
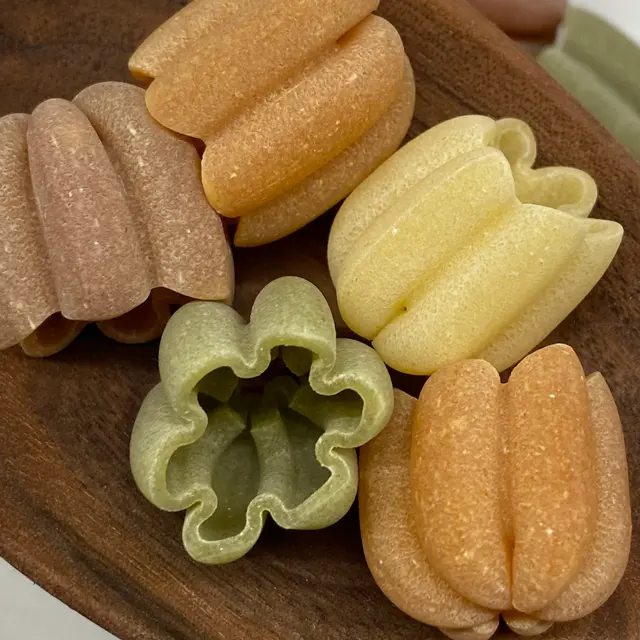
[0,0,638,639]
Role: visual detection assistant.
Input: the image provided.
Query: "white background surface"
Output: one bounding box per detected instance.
[0,559,116,639]
[1,0,637,639]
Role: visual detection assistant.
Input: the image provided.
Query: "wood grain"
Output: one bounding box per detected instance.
[0,0,638,638]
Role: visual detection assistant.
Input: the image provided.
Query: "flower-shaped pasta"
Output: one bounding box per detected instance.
[0,81,232,356]
[360,344,631,640]
[129,0,415,247]
[328,115,624,374]
[130,276,393,564]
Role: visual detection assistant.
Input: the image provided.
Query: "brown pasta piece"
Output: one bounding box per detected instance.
[0,81,232,356]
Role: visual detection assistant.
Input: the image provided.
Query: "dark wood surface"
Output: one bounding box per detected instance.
[0,0,638,639]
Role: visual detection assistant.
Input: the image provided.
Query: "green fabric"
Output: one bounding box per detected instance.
[539,7,640,161]
[130,276,394,564]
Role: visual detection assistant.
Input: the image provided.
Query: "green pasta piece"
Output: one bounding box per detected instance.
[539,7,640,161]
[130,276,394,564]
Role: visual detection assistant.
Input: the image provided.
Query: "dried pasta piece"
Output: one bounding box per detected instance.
[329,115,623,374]
[131,276,393,564]
[0,81,232,356]
[129,0,414,246]
[359,344,631,638]
[539,7,640,162]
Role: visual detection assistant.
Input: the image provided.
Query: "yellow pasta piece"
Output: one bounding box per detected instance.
[329,116,623,374]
